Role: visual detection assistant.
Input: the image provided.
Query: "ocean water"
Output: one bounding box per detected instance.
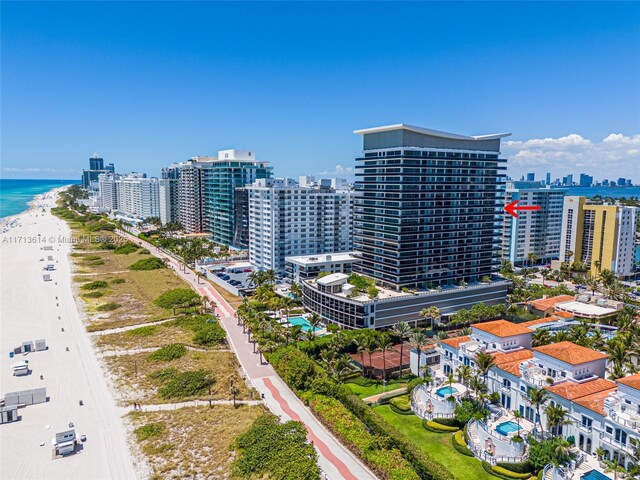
[0,179,80,219]
[552,186,640,198]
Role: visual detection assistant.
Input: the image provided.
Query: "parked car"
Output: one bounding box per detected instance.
[242,268,252,273]
[220,275,231,281]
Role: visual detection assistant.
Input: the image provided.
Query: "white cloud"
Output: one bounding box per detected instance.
[502,133,640,180]
[316,163,354,176]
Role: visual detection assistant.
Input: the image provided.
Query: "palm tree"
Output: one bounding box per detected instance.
[446,372,456,401]
[540,269,551,287]
[377,335,393,382]
[626,437,640,478]
[532,328,552,347]
[410,330,428,378]
[307,313,322,342]
[586,277,599,295]
[290,282,302,298]
[263,269,276,285]
[599,269,616,289]
[527,252,538,267]
[604,459,626,480]
[469,376,486,399]
[474,350,496,385]
[352,334,368,375]
[513,409,523,435]
[364,335,378,379]
[527,387,550,436]
[456,364,472,388]
[545,404,572,436]
[390,322,412,376]
[420,306,440,330]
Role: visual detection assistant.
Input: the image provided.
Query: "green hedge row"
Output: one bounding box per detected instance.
[336,387,454,480]
[481,462,532,480]
[422,420,460,433]
[495,461,534,475]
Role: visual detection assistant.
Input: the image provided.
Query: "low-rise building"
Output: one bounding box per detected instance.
[285,252,359,284]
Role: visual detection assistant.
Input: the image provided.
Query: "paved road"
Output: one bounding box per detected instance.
[119,231,377,480]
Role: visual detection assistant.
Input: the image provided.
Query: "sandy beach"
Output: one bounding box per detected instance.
[0,189,139,479]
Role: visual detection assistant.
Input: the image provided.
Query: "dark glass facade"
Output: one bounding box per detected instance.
[353,127,508,291]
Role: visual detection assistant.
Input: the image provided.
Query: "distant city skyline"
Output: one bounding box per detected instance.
[2,2,639,180]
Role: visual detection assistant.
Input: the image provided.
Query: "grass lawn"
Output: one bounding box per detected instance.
[346,380,407,399]
[374,405,495,480]
[106,350,254,406]
[129,405,265,480]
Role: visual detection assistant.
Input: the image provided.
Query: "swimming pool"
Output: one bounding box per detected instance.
[288,316,322,333]
[581,470,610,480]
[435,386,458,397]
[495,421,521,436]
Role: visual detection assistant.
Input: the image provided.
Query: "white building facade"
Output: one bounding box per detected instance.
[115,173,160,220]
[501,181,565,265]
[247,178,353,273]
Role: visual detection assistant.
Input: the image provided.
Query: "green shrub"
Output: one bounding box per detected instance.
[192,323,225,346]
[96,302,120,311]
[406,376,424,393]
[495,462,534,475]
[99,242,118,250]
[142,443,174,455]
[233,414,320,480]
[490,465,532,479]
[134,422,165,441]
[432,417,464,428]
[154,288,200,310]
[306,393,420,480]
[126,325,157,337]
[84,255,101,261]
[389,394,411,412]
[111,277,126,284]
[139,248,150,254]
[148,367,178,382]
[148,344,187,361]
[113,242,140,254]
[157,370,215,400]
[129,257,165,270]
[452,431,474,456]
[423,420,459,433]
[82,291,104,298]
[81,280,108,290]
[269,346,318,392]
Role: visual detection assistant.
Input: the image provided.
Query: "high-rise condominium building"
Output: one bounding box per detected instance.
[501,181,565,265]
[82,153,115,189]
[97,172,120,211]
[247,178,353,273]
[202,150,272,246]
[159,165,180,225]
[115,173,160,220]
[560,196,638,278]
[526,172,535,182]
[545,172,551,185]
[352,124,509,290]
[176,157,213,233]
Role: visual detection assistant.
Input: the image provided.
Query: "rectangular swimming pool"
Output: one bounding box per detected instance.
[435,386,458,397]
[581,470,610,480]
[495,421,521,436]
[288,316,322,333]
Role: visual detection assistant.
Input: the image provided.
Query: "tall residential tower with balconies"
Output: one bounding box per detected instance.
[352,124,510,291]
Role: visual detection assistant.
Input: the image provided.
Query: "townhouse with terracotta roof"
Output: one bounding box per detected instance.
[436,320,639,470]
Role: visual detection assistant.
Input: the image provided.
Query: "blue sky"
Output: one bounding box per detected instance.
[2,1,639,181]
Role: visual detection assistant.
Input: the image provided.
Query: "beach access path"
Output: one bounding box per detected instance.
[118,230,377,480]
[0,192,140,480]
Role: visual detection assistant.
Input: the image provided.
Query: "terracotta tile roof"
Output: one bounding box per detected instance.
[546,378,617,401]
[440,336,470,349]
[574,388,617,416]
[471,320,532,337]
[497,360,527,377]
[492,349,534,366]
[530,295,575,312]
[533,341,607,365]
[618,373,640,391]
[554,311,575,319]
[492,350,533,378]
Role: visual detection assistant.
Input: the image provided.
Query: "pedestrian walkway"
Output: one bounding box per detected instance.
[116,230,378,480]
[361,386,407,403]
[127,399,263,413]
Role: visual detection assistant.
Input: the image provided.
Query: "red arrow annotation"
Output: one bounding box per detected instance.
[504,200,541,218]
